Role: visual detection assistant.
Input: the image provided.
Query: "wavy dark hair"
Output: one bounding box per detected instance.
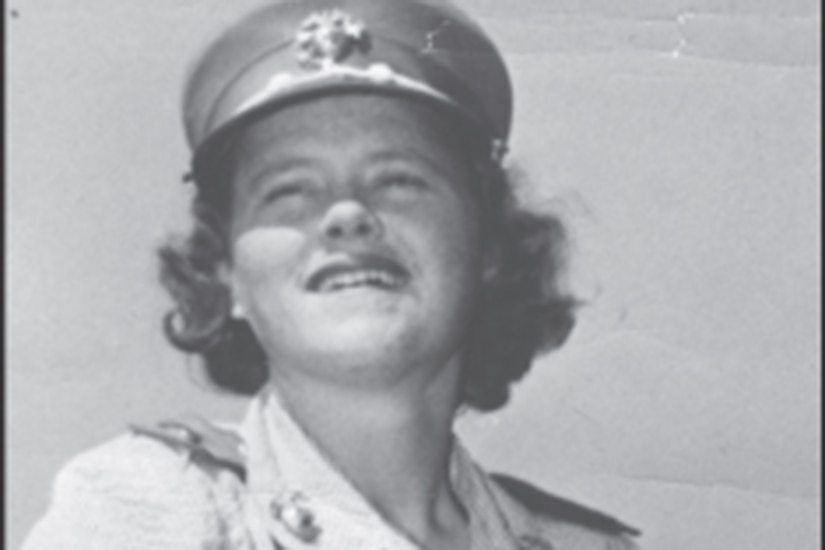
[159,144,578,412]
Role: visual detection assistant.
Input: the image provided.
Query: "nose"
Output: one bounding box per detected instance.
[320,199,383,241]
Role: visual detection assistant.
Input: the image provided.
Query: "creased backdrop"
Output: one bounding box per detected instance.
[8,1,821,548]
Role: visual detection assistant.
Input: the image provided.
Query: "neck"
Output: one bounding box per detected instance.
[267,357,467,546]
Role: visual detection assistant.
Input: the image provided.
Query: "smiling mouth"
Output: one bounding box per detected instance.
[307,257,410,293]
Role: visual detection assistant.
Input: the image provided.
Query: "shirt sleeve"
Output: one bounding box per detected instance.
[21,433,248,550]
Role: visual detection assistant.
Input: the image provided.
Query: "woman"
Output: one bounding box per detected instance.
[23,0,640,548]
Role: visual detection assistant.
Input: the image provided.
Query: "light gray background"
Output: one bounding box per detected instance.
[8,1,821,548]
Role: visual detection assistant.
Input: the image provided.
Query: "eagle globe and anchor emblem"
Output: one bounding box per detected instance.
[295,9,372,68]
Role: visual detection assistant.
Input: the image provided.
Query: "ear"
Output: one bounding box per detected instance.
[480,231,503,285]
[218,262,246,320]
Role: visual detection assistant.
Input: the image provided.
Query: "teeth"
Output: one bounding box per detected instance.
[319,269,404,292]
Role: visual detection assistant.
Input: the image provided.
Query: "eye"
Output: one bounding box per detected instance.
[261,181,307,204]
[377,171,429,191]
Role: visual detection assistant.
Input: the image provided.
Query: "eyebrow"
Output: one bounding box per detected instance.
[242,157,320,195]
[361,148,457,178]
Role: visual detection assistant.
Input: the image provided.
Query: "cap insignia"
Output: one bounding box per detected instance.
[296,10,371,69]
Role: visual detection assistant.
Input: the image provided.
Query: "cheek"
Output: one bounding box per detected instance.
[438,199,484,266]
[231,227,306,292]
[409,201,484,287]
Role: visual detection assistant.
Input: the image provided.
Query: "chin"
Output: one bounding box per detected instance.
[298,315,429,370]
[316,314,409,350]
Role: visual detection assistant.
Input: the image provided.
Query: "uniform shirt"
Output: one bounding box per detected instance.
[22,389,639,549]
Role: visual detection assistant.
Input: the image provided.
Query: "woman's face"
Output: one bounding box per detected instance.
[227,95,485,387]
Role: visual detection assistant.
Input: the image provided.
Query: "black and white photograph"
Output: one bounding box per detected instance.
[8,1,820,548]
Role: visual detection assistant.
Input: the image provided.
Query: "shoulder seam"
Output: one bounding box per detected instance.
[491,473,641,538]
[129,422,247,481]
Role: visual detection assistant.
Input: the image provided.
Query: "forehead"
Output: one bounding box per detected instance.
[231,94,477,166]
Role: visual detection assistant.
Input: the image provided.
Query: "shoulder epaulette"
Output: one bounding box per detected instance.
[491,473,641,537]
[130,417,247,481]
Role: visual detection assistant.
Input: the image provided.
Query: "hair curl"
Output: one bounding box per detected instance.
[159,159,577,411]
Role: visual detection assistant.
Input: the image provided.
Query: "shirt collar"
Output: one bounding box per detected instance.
[239,387,525,550]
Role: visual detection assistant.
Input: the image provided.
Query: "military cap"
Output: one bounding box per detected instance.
[183,0,513,185]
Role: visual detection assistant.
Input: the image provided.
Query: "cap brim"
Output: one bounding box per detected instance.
[191,79,494,190]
